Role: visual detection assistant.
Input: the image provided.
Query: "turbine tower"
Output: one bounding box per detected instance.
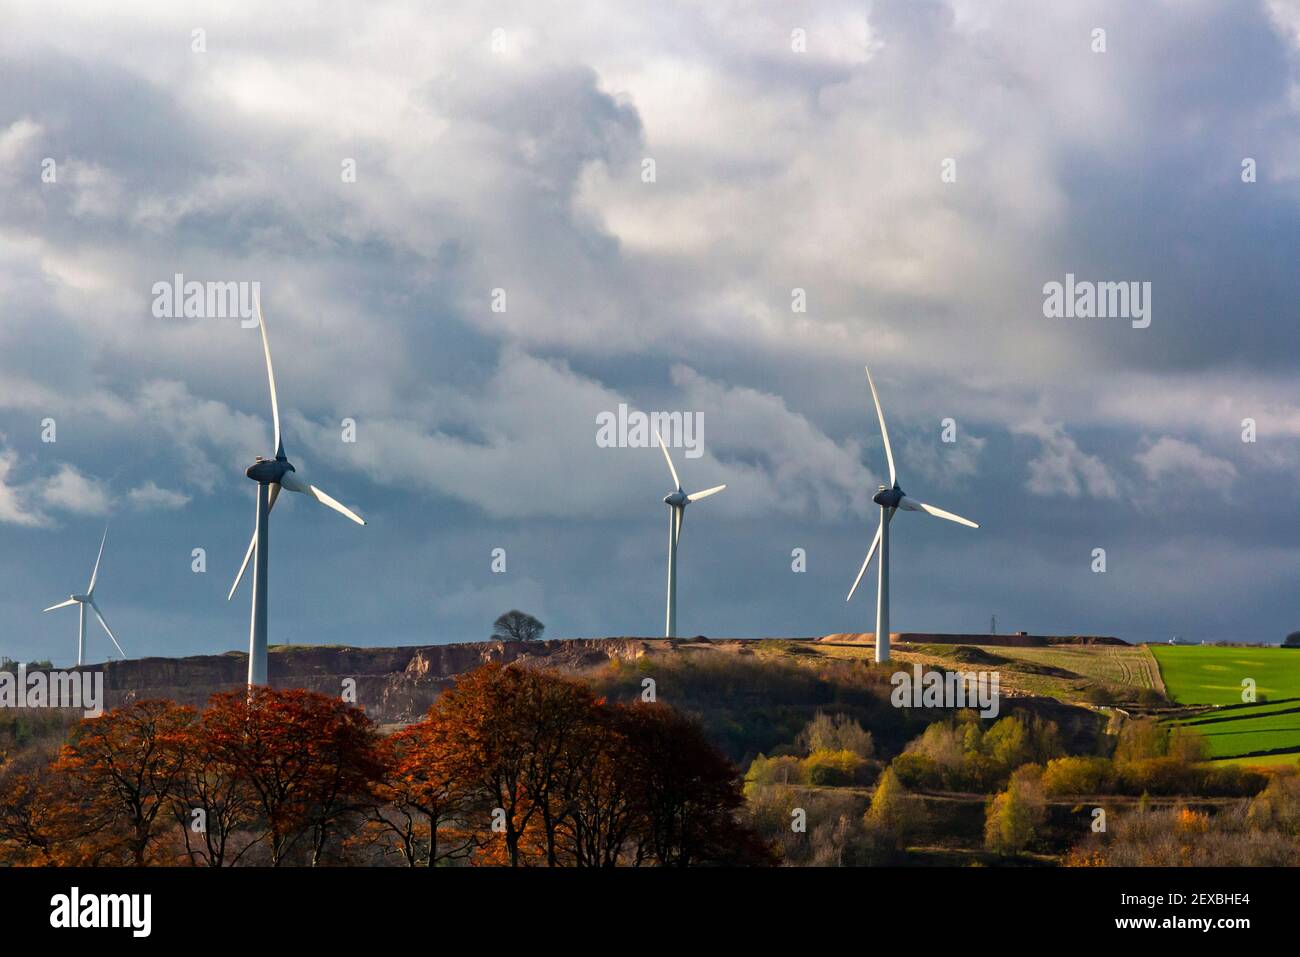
[846,366,979,663]
[656,430,725,638]
[228,300,366,688]
[42,527,126,666]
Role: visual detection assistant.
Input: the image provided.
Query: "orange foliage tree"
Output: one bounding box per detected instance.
[0,666,772,868]
[201,687,385,865]
[0,753,71,865]
[433,663,774,867]
[365,711,483,866]
[52,699,196,865]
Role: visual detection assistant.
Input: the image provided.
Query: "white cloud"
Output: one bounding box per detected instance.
[1134,436,1238,491]
[0,445,45,527]
[669,364,874,518]
[296,348,873,520]
[42,465,111,515]
[126,480,190,510]
[67,160,123,219]
[902,431,987,489]
[1015,421,1119,500]
[0,117,41,174]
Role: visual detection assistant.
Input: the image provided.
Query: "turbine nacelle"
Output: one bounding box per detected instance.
[663,490,690,507]
[873,483,904,508]
[246,457,295,484]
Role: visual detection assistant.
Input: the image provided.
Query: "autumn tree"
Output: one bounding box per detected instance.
[795,711,874,759]
[201,688,385,866]
[984,764,1048,855]
[616,700,773,866]
[0,752,68,865]
[431,664,772,867]
[558,702,643,867]
[53,699,196,865]
[865,766,929,854]
[434,663,599,866]
[368,711,483,866]
[168,716,259,867]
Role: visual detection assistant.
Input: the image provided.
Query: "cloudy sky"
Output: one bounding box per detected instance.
[2,0,1299,665]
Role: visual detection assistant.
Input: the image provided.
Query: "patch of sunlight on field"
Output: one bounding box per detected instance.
[1149,645,1300,705]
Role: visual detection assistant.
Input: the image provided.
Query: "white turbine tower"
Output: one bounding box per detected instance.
[42,527,126,667]
[656,430,726,638]
[228,300,366,688]
[846,366,979,663]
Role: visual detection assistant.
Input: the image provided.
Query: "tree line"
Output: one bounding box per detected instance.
[0,662,772,867]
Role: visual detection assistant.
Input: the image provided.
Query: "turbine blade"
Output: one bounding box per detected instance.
[281,472,366,525]
[687,484,726,503]
[87,526,108,594]
[864,365,896,486]
[899,496,979,528]
[227,483,281,601]
[655,431,682,491]
[90,600,126,658]
[257,298,283,458]
[846,523,883,602]
[43,598,78,612]
[674,505,683,546]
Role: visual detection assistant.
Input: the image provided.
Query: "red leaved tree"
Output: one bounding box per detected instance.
[201,687,385,866]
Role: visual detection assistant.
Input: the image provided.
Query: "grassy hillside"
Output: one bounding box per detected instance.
[1150,645,1300,765]
[816,640,1164,705]
[1150,645,1300,704]
[1174,701,1300,759]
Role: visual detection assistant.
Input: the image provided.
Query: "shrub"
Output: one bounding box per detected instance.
[1042,756,1117,796]
[1114,717,1169,763]
[795,711,874,759]
[1247,772,1300,833]
[801,749,871,787]
[889,752,940,790]
[744,754,803,790]
[1067,803,1300,867]
[897,712,1064,792]
[745,786,879,866]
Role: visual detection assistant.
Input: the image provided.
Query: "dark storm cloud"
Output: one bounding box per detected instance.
[2,0,1299,666]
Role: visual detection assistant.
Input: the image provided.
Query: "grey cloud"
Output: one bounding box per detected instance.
[2,1,1299,661]
[1134,436,1238,492]
[1016,421,1120,500]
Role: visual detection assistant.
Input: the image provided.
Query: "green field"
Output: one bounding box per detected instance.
[1150,645,1300,763]
[1174,701,1300,758]
[1149,645,1300,705]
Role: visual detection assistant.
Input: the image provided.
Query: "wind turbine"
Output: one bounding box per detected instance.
[228,300,366,688]
[42,527,126,666]
[846,366,978,663]
[655,430,726,638]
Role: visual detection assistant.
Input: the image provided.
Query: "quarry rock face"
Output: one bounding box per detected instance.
[84,638,658,724]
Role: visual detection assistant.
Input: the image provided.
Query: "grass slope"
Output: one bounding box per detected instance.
[1174,701,1300,758]
[846,641,1162,703]
[1151,645,1300,763]
[1149,645,1300,705]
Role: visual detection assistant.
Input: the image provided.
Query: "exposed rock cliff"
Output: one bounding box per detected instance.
[84,638,662,724]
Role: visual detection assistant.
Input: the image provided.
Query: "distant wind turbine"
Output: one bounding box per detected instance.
[846,366,979,663]
[656,430,726,638]
[227,300,366,687]
[42,526,125,666]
